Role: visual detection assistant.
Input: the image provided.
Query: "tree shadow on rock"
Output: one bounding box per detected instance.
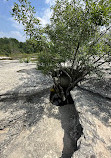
[0,87,51,129]
[0,66,52,129]
[59,103,83,158]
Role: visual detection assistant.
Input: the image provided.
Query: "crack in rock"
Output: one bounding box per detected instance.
[0,89,83,158]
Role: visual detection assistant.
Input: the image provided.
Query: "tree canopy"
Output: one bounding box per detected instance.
[11,0,111,85]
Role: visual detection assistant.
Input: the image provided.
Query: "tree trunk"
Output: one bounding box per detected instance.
[50,68,84,106]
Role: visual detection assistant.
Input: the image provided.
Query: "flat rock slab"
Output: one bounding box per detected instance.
[0,60,52,94]
[1,114,64,158]
[0,57,12,60]
[0,60,111,158]
[71,86,111,158]
[0,60,77,158]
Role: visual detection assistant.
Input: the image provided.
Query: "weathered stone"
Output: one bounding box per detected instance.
[71,84,111,158]
[0,60,111,158]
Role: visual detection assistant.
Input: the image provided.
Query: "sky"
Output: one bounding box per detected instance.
[0,0,55,42]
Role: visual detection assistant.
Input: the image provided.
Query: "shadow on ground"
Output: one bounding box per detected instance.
[0,67,52,128]
[59,104,83,158]
[0,88,51,128]
[45,102,83,158]
[0,89,83,158]
[0,67,83,158]
[0,66,110,157]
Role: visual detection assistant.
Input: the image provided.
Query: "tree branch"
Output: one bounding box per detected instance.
[96,59,110,68]
[90,26,111,47]
[87,26,111,59]
[71,42,80,69]
[92,54,105,65]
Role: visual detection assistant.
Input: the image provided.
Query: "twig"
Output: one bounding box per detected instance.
[92,54,105,65]
[90,26,111,47]
[96,60,110,68]
[87,26,111,59]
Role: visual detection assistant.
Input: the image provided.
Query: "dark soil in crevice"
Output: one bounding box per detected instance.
[59,103,83,158]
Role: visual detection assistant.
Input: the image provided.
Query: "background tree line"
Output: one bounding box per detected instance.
[0,37,43,56]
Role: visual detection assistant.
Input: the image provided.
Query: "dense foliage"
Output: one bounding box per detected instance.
[39,0,111,77]
[11,0,111,87]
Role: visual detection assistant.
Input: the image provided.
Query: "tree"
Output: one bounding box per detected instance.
[12,0,41,39]
[11,0,111,105]
[0,37,22,56]
[24,37,48,54]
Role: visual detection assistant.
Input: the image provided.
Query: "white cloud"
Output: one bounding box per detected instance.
[2,18,26,41]
[45,0,55,6]
[38,8,52,27]
[9,18,24,31]
[0,31,26,42]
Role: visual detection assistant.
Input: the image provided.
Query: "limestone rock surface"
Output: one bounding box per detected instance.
[0,60,111,158]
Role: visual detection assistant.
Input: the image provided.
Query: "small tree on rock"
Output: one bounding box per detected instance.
[12,0,111,105]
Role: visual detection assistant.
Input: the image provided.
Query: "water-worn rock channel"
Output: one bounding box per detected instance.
[0,60,111,158]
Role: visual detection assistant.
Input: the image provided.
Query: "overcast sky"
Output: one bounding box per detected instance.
[0,0,55,42]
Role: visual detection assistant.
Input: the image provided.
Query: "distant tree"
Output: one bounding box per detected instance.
[11,0,111,104]
[24,38,46,54]
[0,37,24,56]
